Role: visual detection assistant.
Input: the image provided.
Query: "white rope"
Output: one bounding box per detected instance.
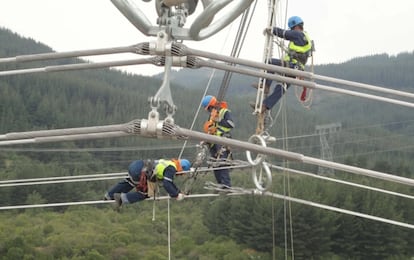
[168,198,171,260]
[284,100,296,260]
[280,73,295,260]
[294,82,313,109]
[260,1,295,258]
[177,67,216,158]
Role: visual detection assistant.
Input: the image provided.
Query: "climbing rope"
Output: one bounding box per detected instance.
[293,38,315,110]
[281,89,295,260]
[217,0,258,101]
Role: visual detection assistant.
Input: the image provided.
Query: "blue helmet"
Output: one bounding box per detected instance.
[180,159,191,171]
[288,16,304,29]
[201,95,217,110]
[128,160,144,182]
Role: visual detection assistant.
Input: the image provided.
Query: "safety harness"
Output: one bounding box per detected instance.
[284,31,312,70]
[136,171,149,194]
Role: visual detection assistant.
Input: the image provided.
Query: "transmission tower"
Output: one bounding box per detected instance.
[315,123,342,175]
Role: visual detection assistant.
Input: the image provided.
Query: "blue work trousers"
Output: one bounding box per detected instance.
[263,58,298,109]
[210,144,231,187]
[106,178,147,204]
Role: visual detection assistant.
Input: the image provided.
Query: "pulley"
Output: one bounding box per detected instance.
[245,134,272,191]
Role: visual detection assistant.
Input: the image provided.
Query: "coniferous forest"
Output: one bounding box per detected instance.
[0,27,413,259]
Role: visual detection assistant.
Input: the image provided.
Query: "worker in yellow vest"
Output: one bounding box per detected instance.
[201,95,235,188]
[105,158,191,211]
[251,16,313,112]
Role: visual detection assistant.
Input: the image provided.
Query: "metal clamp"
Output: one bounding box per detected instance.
[143,97,161,136]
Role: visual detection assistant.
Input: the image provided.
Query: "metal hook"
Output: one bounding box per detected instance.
[154,55,177,116]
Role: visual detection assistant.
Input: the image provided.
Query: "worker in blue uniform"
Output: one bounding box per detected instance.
[201,95,235,188]
[104,158,191,211]
[252,16,313,112]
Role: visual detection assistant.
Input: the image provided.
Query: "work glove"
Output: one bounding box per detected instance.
[176,193,185,201]
[203,120,217,134]
[263,27,273,36]
[210,108,219,122]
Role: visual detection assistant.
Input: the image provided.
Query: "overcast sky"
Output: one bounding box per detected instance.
[0,0,413,76]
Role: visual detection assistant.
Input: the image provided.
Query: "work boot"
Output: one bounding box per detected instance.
[218,184,232,195]
[249,102,256,110]
[113,193,122,212]
[220,184,231,189]
[251,83,270,95]
[103,192,111,201]
[249,102,267,114]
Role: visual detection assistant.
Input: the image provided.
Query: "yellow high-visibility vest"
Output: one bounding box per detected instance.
[154,159,176,180]
[284,31,312,69]
[215,108,232,136]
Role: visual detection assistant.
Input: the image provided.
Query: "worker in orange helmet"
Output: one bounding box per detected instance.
[200,95,235,188]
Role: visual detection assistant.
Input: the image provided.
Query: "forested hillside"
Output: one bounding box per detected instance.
[0,27,413,259]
